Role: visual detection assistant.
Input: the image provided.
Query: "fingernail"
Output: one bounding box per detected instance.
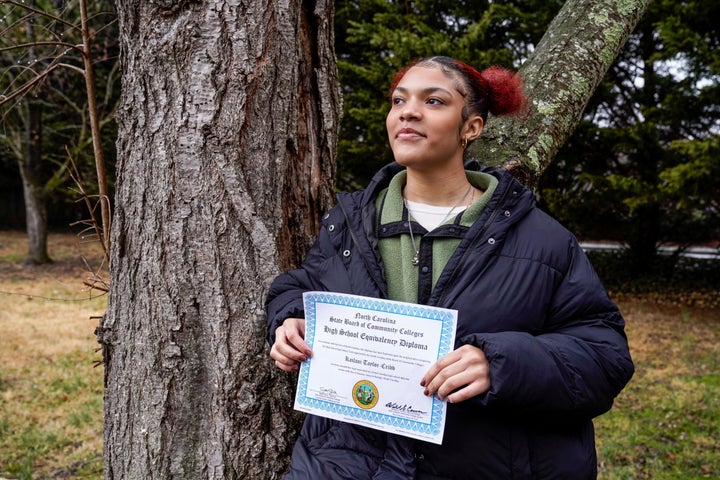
[420,380,426,387]
[424,389,429,396]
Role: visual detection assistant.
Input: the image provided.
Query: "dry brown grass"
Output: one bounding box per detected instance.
[0,231,107,369]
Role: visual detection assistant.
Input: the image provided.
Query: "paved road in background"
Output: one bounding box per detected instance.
[580,242,720,260]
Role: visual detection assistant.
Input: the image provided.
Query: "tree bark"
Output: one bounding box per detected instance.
[473,0,651,185]
[18,101,51,264]
[99,0,340,477]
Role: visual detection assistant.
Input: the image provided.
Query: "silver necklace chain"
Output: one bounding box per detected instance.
[403,184,473,266]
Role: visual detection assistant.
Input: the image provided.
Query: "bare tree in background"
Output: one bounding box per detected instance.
[0,0,115,264]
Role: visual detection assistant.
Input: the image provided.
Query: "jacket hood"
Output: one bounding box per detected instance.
[356,159,527,200]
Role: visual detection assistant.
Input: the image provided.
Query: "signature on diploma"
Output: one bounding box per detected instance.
[317,387,338,401]
[385,402,428,415]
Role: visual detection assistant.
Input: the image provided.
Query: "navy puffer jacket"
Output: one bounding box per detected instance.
[266,161,634,479]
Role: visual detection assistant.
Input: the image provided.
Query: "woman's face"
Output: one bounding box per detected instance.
[386,65,480,172]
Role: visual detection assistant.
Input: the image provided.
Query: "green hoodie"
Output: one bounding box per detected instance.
[376,169,498,304]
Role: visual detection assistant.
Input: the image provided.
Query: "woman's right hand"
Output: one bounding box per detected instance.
[270,317,313,372]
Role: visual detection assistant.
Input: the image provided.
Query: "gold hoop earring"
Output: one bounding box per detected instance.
[461,138,468,150]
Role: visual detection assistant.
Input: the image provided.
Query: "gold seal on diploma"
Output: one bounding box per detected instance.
[352,380,379,409]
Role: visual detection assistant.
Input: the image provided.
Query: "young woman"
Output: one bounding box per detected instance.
[266,56,634,479]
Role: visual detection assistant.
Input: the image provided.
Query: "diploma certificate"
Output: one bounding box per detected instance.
[294,292,458,444]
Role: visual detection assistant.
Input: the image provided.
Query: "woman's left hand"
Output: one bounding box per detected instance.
[420,344,490,403]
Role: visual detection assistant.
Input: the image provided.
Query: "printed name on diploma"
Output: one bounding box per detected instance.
[344,355,395,371]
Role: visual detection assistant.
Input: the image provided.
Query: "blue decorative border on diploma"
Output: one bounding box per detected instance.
[297,292,456,438]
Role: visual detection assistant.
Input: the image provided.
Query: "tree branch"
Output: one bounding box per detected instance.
[0,0,81,32]
[0,41,85,55]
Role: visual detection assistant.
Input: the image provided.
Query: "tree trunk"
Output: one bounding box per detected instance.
[98,0,340,477]
[18,175,50,265]
[474,0,651,185]
[18,134,51,265]
[18,0,51,265]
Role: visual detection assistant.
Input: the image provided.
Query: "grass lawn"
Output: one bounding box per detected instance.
[0,231,106,479]
[0,231,718,479]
